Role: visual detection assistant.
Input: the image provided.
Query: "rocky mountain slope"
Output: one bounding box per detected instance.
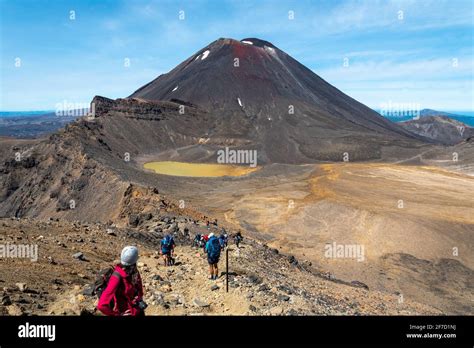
[399,116,473,145]
[0,216,440,316]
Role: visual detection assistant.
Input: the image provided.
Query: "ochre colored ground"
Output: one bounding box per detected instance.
[144,161,259,177]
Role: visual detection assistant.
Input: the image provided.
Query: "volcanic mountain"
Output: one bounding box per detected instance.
[0,37,433,220]
[0,37,444,220]
[129,37,426,163]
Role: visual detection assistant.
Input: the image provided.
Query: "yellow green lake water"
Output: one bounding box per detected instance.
[144,161,259,177]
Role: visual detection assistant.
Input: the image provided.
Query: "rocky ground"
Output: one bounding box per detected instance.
[0,98,471,317]
[0,216,440,316]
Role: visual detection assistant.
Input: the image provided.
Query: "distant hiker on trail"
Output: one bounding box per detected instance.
[234,231,243,248]
[198,235,206,249]
[97,246,147,316]
[205,233,221,280]
[193,234,202,248]
[161,234,175,266]
[201,233,210,252]
[218,233,228,250]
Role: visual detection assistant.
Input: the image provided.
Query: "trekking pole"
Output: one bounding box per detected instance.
[226,248,229,293]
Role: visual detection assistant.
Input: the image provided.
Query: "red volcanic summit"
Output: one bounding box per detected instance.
[129,37,423,162]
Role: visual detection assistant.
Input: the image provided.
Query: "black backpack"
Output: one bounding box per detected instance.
[93,266,122,299]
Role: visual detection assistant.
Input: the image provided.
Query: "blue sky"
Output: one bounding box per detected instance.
[1,0,473,111]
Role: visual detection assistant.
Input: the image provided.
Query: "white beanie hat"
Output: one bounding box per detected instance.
[121,246,139,266]
[208,233,214,238]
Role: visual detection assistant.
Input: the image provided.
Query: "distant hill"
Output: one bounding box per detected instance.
[379,108,474,127]
[420,109,474,126]
[0,112,79,138]
[420,109,465,118]
[399,115,473,145]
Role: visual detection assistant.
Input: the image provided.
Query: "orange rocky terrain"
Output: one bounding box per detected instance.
[162,162,474,314]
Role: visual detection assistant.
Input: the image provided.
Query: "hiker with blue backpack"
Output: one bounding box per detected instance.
[205,233,221,280]
[160,234,175,266]
[218,233,228,250]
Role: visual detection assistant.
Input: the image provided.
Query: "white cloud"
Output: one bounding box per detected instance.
[316,56,474,110]
[314,0,473,35]
[318,57,473,82]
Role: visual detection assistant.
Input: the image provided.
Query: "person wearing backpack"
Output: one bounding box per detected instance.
[160,234,175,266]
[201,233,210,252]
[234,231,243,248]
[97,246,146,316]
[192,234,202,248]
[205,233,221,280]
[218,234,227,250]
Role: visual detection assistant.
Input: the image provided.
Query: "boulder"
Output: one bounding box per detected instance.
[269,306,283,315]
[128,214,139,227]
[106,228,116,236]
[351,280,369,290]
[277,285,293,294]
[152,274,164,281]
[82,284,95,297]
[288,255,298,265]
[15,283,27,292]
[7,304,23,316]
[72,252,85,261]
[247,275,262,284]
[193,298,210,308]
[1,295,12,306]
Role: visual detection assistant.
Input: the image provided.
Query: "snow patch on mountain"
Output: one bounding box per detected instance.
[201,50,210,60]
[264,46,275,54]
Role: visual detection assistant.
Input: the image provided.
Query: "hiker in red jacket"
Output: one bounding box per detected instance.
[201,232,210,252]
[97,246,147,316]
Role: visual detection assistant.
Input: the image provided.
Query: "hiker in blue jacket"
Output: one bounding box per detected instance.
[205,233,221,280]
[160,235,175,266]
[218,233,228,250]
